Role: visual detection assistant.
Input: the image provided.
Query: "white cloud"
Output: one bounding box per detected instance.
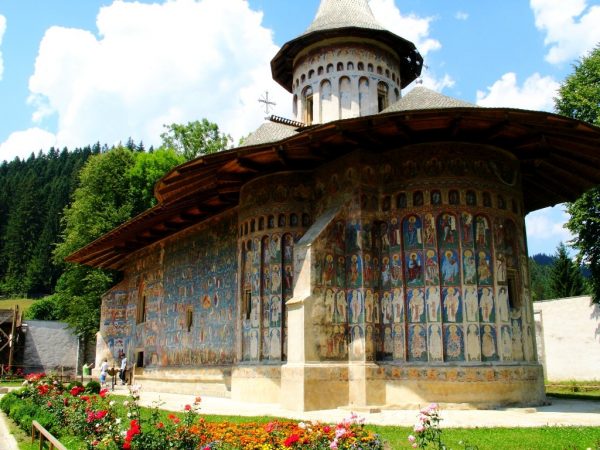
[530,0,600,64]
[370,0,441,56]
[0,15,6,81]
[370,0,452,91]
[525,205,573,255]
[0,128,57,162]
[455,11,469,21]
[475,72,559,111]
[25,0,291,150]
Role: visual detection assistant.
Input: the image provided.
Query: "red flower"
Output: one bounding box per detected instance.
[95,410,108,420]
[47,401,52,407]
[156,422,164,429]
[70,386,85,396]
[264,422,276,433]
[184,404,191,411]
[122,442,131,449]
[99,388,109,398]
[323,425,331,433]
[284,434,300,447]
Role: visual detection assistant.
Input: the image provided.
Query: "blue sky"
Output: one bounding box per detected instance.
[0,0,599,256]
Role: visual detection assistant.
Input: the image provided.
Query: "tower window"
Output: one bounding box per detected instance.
[347,62,354,70]
[358,62,364,71]
[337,62,344,71]
[377,82,389,112]
[303,86,314,125]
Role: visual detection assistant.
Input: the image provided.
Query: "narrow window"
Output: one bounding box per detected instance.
[303,86,314,125]
[137,295,146,324]
[377,82,389,112]
[506,270,521,309]
[186,307,193,332]
[244,290,252,320]
[337,62,344,71]
[347,62,354,70]
[358,62,364,71]
[326,63,334,73]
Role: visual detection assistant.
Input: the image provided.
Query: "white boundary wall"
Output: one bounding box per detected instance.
[534,296,600,381]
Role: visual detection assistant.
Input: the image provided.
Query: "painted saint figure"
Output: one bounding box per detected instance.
[409,288,425,323]
[441,250,460,285]
[443,287,460,322]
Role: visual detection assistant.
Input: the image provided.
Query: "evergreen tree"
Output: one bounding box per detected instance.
[548,243,586,299]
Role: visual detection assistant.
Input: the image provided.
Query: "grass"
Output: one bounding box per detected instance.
[2,385,600,449]
[3,394,600,449]
[0,298,35,314]
[546,380,600,400]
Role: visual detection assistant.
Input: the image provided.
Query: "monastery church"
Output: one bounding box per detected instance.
[69,0,600,411]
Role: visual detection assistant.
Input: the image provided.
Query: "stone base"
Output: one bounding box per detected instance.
[133,367,232,397]
[109,362,546,411]
[231,365,282,403]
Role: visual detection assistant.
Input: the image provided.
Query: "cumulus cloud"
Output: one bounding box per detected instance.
[0,15,6,81]
[25,0,291,151]
[0,128,57,162]
[370,0,441,56]
[370,0,452,91]
[525,205,573,254]
[475,72,559,111]
[455,11,469,21]
[530,0,600,64]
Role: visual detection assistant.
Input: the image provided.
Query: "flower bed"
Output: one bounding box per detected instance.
[0,373,383,449]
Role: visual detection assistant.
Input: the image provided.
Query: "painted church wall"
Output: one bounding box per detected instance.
[303,143,536,366]
[99,210,238,369]
[238,172,313,364]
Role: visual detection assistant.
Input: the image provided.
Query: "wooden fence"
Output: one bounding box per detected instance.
[31,420,67,450]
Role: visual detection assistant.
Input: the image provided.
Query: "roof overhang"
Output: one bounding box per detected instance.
[67,108,600,270]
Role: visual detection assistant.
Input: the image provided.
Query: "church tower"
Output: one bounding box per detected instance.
[271,0,423,124]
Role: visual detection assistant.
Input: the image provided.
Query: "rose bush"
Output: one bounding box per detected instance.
[1,374,383,450]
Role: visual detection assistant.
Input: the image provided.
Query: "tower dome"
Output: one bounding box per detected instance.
[271,0,423,124]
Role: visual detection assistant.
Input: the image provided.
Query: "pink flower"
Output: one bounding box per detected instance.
[414,423,425,433]
[330,439,338,449]
[408,435,416,442]
[184,404,191,411]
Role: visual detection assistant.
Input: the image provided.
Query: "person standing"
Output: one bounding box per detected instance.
[99,359,109,388]
[119,355,127,385]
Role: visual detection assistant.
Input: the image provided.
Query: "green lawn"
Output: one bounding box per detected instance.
[0,298,35,314]
[7,408,600,450]
[546,381,600,400]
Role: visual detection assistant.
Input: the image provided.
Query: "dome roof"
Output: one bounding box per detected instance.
[271,0,423,92]
[305,0,385,34]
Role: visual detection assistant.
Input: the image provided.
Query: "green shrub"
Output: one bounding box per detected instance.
[66,380,83,391]
[85,380,101,394]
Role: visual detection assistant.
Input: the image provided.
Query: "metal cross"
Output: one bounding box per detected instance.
[258,91,276,117]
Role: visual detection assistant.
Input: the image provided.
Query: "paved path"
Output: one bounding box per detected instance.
[0,409,19,450]
[110,386,600,428]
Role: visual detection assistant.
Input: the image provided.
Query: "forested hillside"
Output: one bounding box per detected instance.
[0,120,230,338]
[0,145,102,297]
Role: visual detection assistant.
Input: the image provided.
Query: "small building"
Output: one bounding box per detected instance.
[534,296,600,381]
[68,0,600,410]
